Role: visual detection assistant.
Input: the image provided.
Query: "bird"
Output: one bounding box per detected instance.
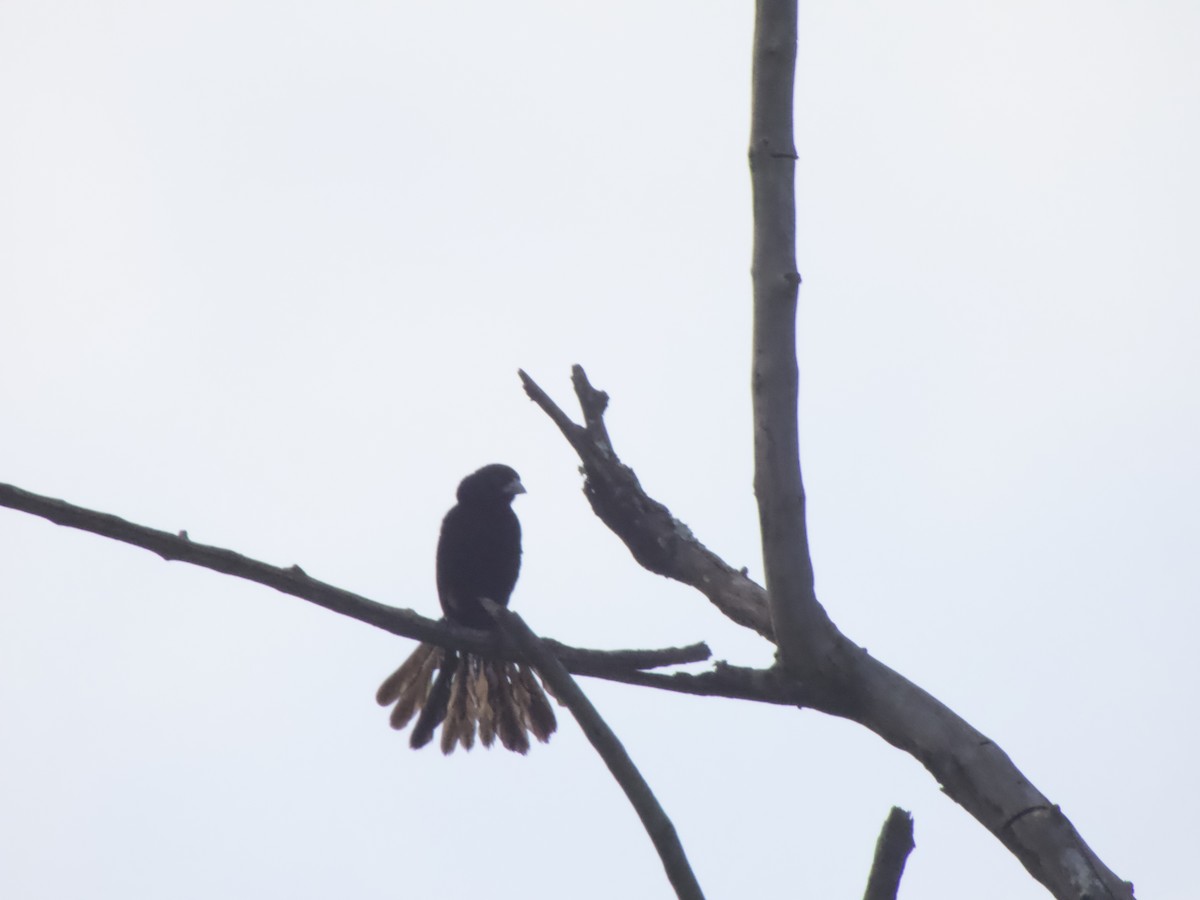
[375,463,557,754]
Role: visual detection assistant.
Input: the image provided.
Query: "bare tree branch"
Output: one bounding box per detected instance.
[517,367,1136,900]
[862,807,915,900]
[520,367,774,640]
[484,599,705,900]
[749,0,839,676]
[587,660,810,706]
[0,481,707,678]
[743,2,1133,897]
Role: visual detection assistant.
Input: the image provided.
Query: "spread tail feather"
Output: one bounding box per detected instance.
[378,650,558,754]
[377,643,443,732]
[410,651,457,749]
[518,663,557,744]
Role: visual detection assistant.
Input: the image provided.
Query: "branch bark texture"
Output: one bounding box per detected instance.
[749,0,839,676]
[863,807,915,900]
[520,367,774,640]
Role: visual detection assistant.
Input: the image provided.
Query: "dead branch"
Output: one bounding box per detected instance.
[520,367,774,640]
[517,366,1135,900]
[862,807,915,900]
[749,0,841,675]
[485,599,705,900]
[0,481,707,680]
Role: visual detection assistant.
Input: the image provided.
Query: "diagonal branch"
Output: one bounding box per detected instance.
[520,367,774,640]
[484,599,705,900]
[0,481,707,679]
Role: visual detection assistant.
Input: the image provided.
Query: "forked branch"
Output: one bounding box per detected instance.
[520,367,774,640]
[518,365,1135,900]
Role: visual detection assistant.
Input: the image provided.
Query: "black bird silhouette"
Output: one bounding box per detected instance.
[376,464,557,753]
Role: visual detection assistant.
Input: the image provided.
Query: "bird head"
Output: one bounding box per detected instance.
[457,464,526,504]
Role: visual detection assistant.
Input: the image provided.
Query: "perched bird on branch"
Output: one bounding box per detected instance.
[376,464,557,754]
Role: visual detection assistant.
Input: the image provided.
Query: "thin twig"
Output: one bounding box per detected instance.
[483,599,705,900]
[587,660,811,706]
[862,807,915,900]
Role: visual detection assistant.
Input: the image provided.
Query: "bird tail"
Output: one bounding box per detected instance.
[376,644,557,754]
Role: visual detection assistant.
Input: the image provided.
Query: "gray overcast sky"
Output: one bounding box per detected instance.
[2,2,1197,898]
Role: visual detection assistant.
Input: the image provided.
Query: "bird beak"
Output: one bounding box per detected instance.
[507,478,527,496]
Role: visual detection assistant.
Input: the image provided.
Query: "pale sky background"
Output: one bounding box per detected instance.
[2,2,1197,898]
